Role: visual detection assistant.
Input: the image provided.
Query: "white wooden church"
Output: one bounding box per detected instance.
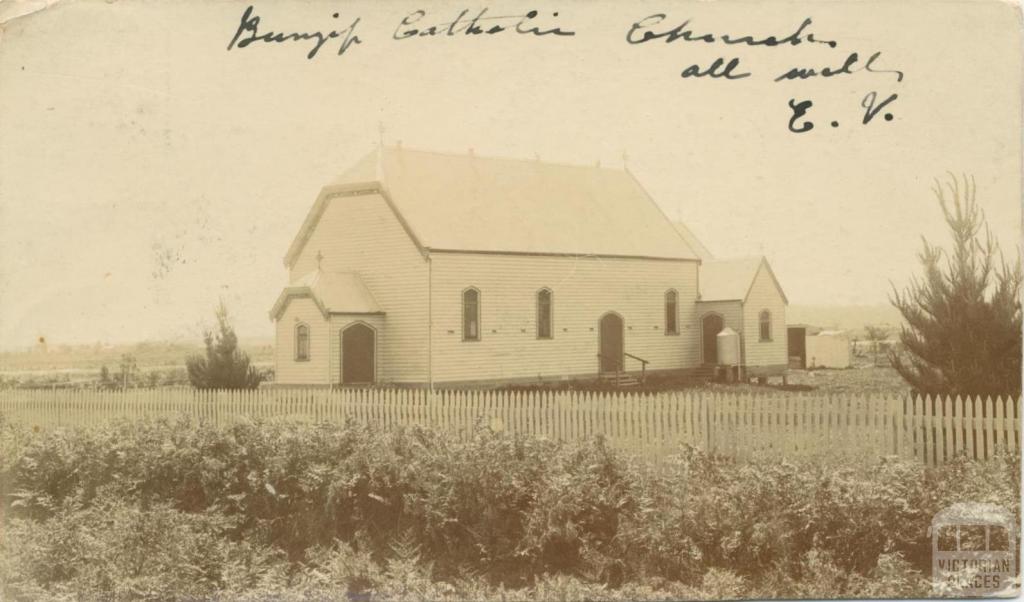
[270,146,788,387]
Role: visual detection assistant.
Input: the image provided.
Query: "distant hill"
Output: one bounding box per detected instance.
[787,305,904,337]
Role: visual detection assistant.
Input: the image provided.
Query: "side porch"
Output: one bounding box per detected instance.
[270,270,387,387]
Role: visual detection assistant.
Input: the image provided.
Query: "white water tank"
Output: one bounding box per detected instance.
[717,327,741,365]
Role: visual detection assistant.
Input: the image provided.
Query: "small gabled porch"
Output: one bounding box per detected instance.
[270,269,386,387]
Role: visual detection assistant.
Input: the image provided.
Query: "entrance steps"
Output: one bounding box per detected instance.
[691,364,719,383]
[600,373,641,388]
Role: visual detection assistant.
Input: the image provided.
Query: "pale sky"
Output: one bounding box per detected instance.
[0,0,1020,348]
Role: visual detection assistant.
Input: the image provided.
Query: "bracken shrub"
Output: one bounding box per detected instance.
[0,413,1019,600]
[0,491,285,601]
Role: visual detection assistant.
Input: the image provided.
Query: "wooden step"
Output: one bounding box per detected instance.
[600,373,641,387]
[688,365,718,383]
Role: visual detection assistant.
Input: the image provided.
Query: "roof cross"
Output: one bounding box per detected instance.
[316,250,324,270]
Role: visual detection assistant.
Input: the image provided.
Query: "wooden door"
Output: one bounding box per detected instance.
[342,323,375,384]
[702,314,724,364]
[787,327,806,368]
[599,313,624,373]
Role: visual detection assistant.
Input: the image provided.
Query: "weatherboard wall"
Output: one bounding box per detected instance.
[427,252,700,384]
[287,192,429,383]
[274,297,330,385]
[742,265,788,368]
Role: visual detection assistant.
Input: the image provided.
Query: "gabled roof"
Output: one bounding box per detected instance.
[285,146,699,267]
[269,270,383,320]
[699,256,789,304]
[672,222,714,261]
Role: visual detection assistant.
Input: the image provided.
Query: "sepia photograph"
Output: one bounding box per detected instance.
[0,0,1021,599]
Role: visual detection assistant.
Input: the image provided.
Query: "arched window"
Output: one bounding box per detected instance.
[295,323,310,361]
[463,288,480,341]
[665,289,679,335]
[537,288,553,339]
[759,310,772,341]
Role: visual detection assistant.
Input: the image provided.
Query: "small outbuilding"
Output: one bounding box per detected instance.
[805,330,852,369]
[786,323,822,368]
[693,255,789,379]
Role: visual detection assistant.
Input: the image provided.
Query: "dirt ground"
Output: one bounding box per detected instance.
[693,356,910,397]
[496,355,911,397]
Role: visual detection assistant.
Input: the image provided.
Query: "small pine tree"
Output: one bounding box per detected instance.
[890,174,1022,398]
[186,301,264,389]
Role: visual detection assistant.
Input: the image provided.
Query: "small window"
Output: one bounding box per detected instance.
[295,323,310,361]
[759,310,772,341]
[463,288,480,341]
[537,289,553,339]
[665,290,679,335]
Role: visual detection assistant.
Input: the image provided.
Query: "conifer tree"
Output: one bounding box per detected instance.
[186,301,264,389]
[890,174,1021,398]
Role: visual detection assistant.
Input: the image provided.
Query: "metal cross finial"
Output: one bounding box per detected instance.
[622,150,629,168]
[316,250,324,269]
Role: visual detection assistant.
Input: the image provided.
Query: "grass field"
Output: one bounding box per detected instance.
[0,340,274,389]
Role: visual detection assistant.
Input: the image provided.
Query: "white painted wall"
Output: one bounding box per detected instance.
[274,297,330,385]
[428,252,700,384]
[807,332,852,368]
[741,265,788,368]
[287,192,429,383]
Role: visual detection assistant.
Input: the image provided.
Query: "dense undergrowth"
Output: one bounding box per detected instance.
[0,414,1018,601]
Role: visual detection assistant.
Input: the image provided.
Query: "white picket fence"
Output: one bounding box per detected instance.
[0,388,1019,465]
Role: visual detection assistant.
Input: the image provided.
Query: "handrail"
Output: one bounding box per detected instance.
[624,352,648,366]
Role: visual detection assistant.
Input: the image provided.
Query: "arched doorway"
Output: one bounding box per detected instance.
[598,312,624,373]
[702,314,724,365]
[341,323,376,384]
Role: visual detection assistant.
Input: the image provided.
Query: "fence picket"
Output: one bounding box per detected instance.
[985,396,996,461]
[1013,397,1021,455]
[994,396,1005,456]
[925,395,933,464]
[2,388,1020,464]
